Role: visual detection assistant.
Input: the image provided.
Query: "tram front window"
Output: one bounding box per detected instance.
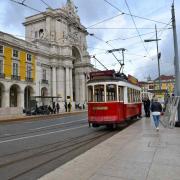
[106,84,117,101]
[94,85,105,102]
[88,86,93,102]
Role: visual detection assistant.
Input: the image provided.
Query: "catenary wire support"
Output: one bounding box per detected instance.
[107,48,126,73]
[91,56,108,70]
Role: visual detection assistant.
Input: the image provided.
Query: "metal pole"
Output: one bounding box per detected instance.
[155,24,161,90]
[172,3,180,121]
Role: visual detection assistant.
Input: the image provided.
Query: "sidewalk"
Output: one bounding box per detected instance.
[39,117,180,180]
[0,110,87,123]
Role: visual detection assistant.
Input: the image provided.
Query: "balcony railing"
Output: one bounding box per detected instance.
[41,79,48,84]
[0,73,5,79]
[11,75,20,81]
[25,77,33,82]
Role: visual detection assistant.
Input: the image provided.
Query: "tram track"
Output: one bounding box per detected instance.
[0,130,116,180]
[0,118,88,140]
[0,113,139,180]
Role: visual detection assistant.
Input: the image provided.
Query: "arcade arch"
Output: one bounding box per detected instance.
[72,46,81,102]
[10,84,21,107]
[24,86,34,109]
[0,83,5,107]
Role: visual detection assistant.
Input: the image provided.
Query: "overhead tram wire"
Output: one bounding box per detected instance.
[91,56,108,70]
[143,19,172,58]
[86,13,124,28]
[10,0,85,34]
[10,0,150,71]
[103,0,169,25]
[87,27,171,30]
[9,1,109,73]
[106,27,171,42]
[10,0,42,13]
[106,31,157,42]
[89,33,151,60]
[40,0,52,9]
[124,0,152,60]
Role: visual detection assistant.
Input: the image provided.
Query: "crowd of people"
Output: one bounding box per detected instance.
[48,101,72,114]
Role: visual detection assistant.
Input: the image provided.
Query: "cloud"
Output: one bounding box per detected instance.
[0,0,180,82]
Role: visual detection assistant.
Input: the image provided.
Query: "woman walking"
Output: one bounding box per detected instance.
[150,97,162,131]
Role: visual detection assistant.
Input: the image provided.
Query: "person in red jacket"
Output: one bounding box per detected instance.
[150,97,162,131]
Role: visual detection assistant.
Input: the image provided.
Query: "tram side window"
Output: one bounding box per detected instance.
[128,88,130,103]
[106,84,117,101]
[94,85,105,102]
[135,90,137,102]
[88,86,93,102]
[132,89,134,102]
[128,88,134,103]
[138,91,141,102]
[118,86,124,101]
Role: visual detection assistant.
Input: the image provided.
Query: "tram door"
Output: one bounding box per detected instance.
[118,86,124,119]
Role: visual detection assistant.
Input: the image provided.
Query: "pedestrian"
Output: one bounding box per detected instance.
[56,102,60,113]
[150,97,162,131]
[64,101,67,112]
[53,102,56,114]
[83,103,85,110]
[48,105,53,114]
[143,97,150,117]
[68,102,72,112]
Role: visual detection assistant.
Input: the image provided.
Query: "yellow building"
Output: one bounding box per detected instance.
[0,32,36,115]
[154,75,175,94]
[139,75,175,102]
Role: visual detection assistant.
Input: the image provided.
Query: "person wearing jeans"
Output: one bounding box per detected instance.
[150,97,162,131]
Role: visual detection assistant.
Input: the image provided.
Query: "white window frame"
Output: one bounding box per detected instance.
[26,53,32,62]
[42,69,46,80]
[26,64,32,78]
[0,60,3,74]
[12,62,19,76]
[13,49,19,58]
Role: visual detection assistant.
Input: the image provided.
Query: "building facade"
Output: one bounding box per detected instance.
[139,75,175,101]
[0,33,36,115]
[0,0,93,115]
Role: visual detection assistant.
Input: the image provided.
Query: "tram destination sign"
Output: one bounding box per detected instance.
[128,74,138,85]
[90,70,115,79]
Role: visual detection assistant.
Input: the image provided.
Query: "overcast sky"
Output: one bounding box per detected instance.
[0,0,180,81]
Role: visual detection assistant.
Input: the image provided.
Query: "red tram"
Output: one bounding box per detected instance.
[87,70,142,128]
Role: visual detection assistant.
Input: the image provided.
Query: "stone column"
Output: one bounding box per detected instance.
[3,90,10,107]
[75,72,79,103]
[79,73,85,104]
[57,66,65,101]
[52,66,57,97]
[84,73,87,102]
[69,68,73,100]
[65,67,70,99]
[19,90,24,109]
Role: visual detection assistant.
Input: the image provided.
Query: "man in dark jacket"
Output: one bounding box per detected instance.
[150,97,162,131]
[143,97,150,117]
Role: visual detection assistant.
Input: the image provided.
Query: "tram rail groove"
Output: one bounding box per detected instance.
[1,131,115,180]
[0,116,139,180]
[0,119,88,140]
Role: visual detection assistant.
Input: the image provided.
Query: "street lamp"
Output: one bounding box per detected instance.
[144,24,161,90]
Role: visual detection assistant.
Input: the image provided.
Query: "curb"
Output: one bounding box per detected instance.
[0,110,88,123]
